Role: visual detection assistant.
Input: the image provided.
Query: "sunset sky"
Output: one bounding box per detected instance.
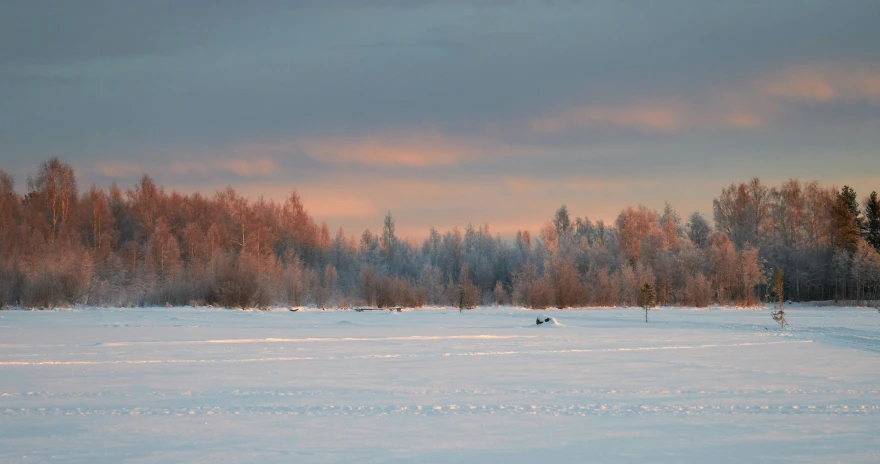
[2,1,879,238]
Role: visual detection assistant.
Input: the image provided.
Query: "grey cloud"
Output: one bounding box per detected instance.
[1,0,878,213]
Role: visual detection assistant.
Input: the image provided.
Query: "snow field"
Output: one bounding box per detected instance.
[0,306,878,463]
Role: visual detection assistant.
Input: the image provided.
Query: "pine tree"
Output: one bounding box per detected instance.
[840,185,864,233]
[832,187,861,253]
[638,283,656,323]
[381,212,397,271]
[553,205,572,239]
[864,191,880,252]
[686,211,711,248]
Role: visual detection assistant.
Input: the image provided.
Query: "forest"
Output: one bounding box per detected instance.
[1,158,879,309]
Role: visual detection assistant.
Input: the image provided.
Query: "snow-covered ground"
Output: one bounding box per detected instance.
[1,305,878,463]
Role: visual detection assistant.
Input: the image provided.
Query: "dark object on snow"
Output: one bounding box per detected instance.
[354,307,402,312]
[288,308,299,312]
[536,317,551,325]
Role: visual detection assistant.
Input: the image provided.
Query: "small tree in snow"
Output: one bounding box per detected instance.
[770,268,787,327]
[638,283,656,323]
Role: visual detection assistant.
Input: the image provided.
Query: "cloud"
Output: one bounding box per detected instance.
[758,63,880,104]
[231,184,378,219]
[506,177,647,194]
[505,177,543,193]
[302,194,378,219]
[722,112,763,129]
[529,101,766,135]
[96,161,146,178]
[296,132,471,167]
[96,158,276,179]
[219,131,488,169]
[531,103,684,134]
[527,61,880,137]
[169,158,276,177]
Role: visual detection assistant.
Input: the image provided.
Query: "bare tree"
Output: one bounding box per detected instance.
[769,268,787,327]
[455,264,480,312]
[28,158,77,241]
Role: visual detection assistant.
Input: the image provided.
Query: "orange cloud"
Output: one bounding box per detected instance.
[531,103,683,134]
[529,100,767,135]
[723,111,763,129]
[529,62,880,137]
[505,177,543,193]
[220,158,276,176]
[291,191,377,218]
[759,63,880,103]
[507,177,647,194]
[563,178,645,193]
[96,161,145,178]
[297,132,471,167]
[97,157,277,180]
[168,158,276,177]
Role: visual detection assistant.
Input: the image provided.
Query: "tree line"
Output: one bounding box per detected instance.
[1,158,879,309]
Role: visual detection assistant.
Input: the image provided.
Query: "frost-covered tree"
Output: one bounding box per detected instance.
[616,205,662,264]
[713,178,771,249]
[380,212,398,271]
[146,217,182,282]
[739,246,764,307]
[314,264,337,309]
[660,203,682,251]
[553,205,572,252]
[493,281,506,306]
[545,255,584,308]
[0,158,874,310]
[454,264,480,312]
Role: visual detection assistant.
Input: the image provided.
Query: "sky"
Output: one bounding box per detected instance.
[1,1,879,239]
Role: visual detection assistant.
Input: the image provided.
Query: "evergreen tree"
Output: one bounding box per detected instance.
[840,185,864,232]
[864,191,880,252]
[832,187,861,253]
[381,212,397,271]
[553,205,571,238]
[686,211,711,248]
[638,283,656,322]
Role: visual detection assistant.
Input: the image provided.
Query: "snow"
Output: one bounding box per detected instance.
[1,305,878,463]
